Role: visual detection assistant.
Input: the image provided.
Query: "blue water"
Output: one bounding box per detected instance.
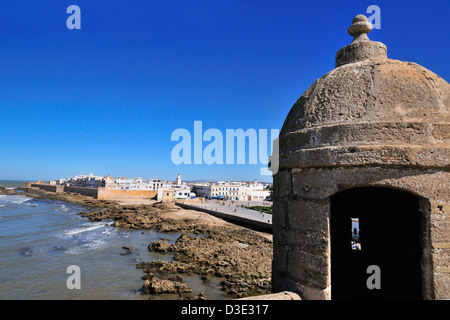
[0,180,27,188]
[0,193,226,299]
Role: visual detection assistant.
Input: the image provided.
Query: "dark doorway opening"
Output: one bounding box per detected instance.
[330,187,423,299]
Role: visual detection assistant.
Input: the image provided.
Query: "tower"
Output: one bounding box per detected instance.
[272,15,450,300]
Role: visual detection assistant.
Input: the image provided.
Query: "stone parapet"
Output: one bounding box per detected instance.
[238,291,301,300]
[279,145,450,169]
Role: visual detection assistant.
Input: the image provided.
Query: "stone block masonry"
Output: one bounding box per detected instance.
[27,183,157,200]
[272,14,449,300]
[97,187,157,200]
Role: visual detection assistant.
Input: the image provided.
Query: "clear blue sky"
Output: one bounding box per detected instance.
[0,0,449,182]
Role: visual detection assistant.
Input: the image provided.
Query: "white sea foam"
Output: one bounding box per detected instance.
[55,204,69,212]
[63,224,105,236]
[66,238,107,255]
[57,220,116,255]
[0,195,32,205]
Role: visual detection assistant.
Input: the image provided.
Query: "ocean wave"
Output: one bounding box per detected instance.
[0,195,32,205]
[25,202,38,207]
[65,238,107,255]
[57,221,116,255]
[63,224,106,236]
[54,204,68,212]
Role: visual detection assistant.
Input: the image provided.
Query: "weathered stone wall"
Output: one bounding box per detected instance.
[272,166,450,300]
[29,183,61,193]
[238,291,301,300]
[28,183,158,200]
[176,202,273,234]
[30,183,96,197]
[97,187,157,200]
[273,14,449,300]
[280,59,449,136]
[279,60,449,171]
[64,186,99,198]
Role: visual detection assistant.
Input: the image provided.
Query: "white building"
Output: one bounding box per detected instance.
[60,173,104,188]
[209,181,241,200]
[240,181,271,201]
[192,184,211,198]
[54,178,67,185]
[205,180,271,201]
[240,188,270,201]
[174,187,195,199]
[85,175,104,188]
[157,185,194,201]
[106,177,170,191]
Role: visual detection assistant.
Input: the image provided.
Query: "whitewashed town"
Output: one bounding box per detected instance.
[49,173,272,202]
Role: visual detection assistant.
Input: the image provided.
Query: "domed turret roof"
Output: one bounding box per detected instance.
[279,15,449,169]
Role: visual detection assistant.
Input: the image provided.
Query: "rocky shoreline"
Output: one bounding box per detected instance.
[2,187,273,299]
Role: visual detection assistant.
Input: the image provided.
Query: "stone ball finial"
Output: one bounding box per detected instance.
[335,14,387,67]
[348,14,372,42]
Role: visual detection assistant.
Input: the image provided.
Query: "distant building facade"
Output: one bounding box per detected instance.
[193,180,271,201]
[49,173,271,203]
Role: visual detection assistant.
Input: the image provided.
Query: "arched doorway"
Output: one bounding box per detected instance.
[330,187,424,299]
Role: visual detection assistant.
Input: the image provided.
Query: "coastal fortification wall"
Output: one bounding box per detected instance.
[30,183,96,197]
[29,183,62,193]
[97,187,157,200]
[64,186,98,198]
[27,182,157,200]
[176,202,273,234]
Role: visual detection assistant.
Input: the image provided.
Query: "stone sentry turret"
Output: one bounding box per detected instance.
[272,15,449,300]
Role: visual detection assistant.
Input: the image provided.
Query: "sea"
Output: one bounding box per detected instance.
[0,180,227,300]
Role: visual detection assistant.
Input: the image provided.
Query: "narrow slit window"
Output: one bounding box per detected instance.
[351,218,361,250]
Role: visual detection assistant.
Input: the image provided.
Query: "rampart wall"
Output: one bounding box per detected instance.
[27,182,157,200]
[97,187,157,200]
